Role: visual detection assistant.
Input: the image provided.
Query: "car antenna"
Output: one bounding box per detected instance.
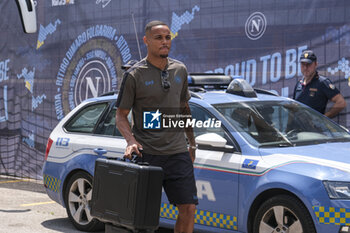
[131,12,142,60]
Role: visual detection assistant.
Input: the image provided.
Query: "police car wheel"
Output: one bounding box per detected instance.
[253,195,316,233]
[64,171,104,232]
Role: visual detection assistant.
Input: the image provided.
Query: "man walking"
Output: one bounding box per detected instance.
[116,20,197,233]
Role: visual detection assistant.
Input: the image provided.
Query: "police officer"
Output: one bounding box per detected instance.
[293,50,346,118]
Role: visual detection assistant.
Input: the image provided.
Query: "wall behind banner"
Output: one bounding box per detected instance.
[0,0,349,179]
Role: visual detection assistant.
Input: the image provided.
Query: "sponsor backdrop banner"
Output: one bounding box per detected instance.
[0,0,349,178]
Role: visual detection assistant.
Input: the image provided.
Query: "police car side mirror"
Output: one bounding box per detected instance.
[16,0,37,33]
[196,133,234,153]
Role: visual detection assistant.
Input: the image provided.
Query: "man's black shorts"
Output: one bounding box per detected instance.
[139,151,198,205]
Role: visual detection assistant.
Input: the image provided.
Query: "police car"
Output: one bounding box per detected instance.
[42,74,350,233]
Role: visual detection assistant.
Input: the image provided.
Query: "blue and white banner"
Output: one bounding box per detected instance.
[0,0,349,178]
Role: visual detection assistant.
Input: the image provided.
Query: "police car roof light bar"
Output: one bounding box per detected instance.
[188,73,233,89]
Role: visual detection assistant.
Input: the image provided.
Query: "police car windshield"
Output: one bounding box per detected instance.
[214,101,350,147]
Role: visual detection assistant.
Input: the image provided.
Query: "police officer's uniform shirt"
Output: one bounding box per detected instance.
[293,73,340,114]
[116,58,191,155]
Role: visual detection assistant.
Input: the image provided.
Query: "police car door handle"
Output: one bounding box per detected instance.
[94,148,107,155]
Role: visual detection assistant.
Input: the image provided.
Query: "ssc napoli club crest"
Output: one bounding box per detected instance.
[54,25,132,120]
[245,12,267,40]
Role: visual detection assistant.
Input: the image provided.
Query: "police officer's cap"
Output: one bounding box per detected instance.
[121,60,138,70]
[300,50,317,64]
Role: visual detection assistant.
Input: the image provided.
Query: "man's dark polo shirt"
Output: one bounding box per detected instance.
[116,58,191,155]
[293,73,340,114]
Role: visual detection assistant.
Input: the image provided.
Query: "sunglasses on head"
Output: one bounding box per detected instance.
[161,70,170,91]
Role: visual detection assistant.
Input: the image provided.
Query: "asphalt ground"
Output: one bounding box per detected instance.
[0,176,173,233]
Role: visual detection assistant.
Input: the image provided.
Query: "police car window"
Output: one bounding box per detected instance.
[65,103,108,133]
[217,102,286,145]
[95,105,132,137]
[190,104,233,146]
[215,101,350,147]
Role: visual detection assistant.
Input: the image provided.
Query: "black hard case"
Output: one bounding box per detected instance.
[91,158,163,232]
